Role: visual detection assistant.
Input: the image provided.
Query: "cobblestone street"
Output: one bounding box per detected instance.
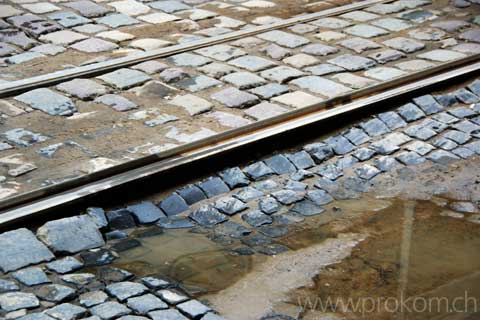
[1,0,480,198]
[1,1,480,320]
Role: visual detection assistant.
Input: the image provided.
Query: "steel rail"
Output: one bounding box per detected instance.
[0,54,479,227]
[0,0,393,97]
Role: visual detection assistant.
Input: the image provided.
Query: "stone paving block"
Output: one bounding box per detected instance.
[342,127,370,146]
[195,44,246,61]
[189,205,228,228]
[355,164,381,180]
[159,193,189,217]
[413,95,443,115]
[395,151,426,165]
[22,3,60,14]
[418,49,466,62]
[315,31,346,42]
[197,176,230,197]
[383,37,425,53]
[368,49,406,64]
[283,53,319,68]
[0,30,38,50]
[148,309,188,320]
[97,31,135,43]
[198,62,237,79]
[431,20,470,32]
[219,167,249,189]
[138,12,179,24]
[405,140,435,155]
[305,64,344,76]
[310,17,352,29]
[156,217,193,229]
[301,43,338,56]
[375,156,400,172]
[40,30,88,45]
[340,10,379,22]
[289,23,318,34]
[228,55,276,72]
[443,130,471,145]
[127,294,168,314]
[45,303,87,320]
[352,147,376,161]
[46,257,83,274]
[0,5,23,18]
[245,102,288,120]
[372,18,413,31]
[177,184,206,205]
[109,0,150,16]
[64,1,112,18]
[56,79,107,100]
[364,67,407,81]
[465,140,480,154]
[455,88,480,104]
[331,73,377,89]
[106,282,148,302]
[307,189,334,206]
[169,94,212,116]
[344,24,389,38]
[459,28,480,44]
[221,71,265,89]
[189,9,218,21]
[95,94,137,112]
[2,128,48,147]
[377,111,407,130]
[432,137,457,150]
[127,201,165,223]
[408,28,445,41]
[291,76,351,98]
[7,15,61,37]
[95,14,139,28]
[398,102,426,122]
[448,106,476,118]
[207,111,252,128]
[243,161,275,180]
[328,54,376,71]
[6,52,46,64]
[452,147,475,159]
[175,75,222,92]
[432,112,458,125]
[272,91,323,109]
[149,1,191,13]
[129,39,171,51]
[79,291,108,308]
[452,120,480,134]
[371,132,411,154]
[315,163,343,180]
[426,150,460,165]
[365,3,404,14]
[0,279,19,293]
[98,69,151,89]
[13,267,50,286]
[211,87,259,108]
[257,30,310,48]
[468,80,480,96]
[404,124,437,140]
[91,302,131,320]
[258,196,280,214]
[0,292,39,312]
[159,68,188,83]
[396,59,436,72]
[264,154,296,175]
[31,44,65,56]
[167,53,211,67]
[14,88,77,116]
[286,151,315,170]
[260,66,305,84]
[214,196,248,216]
[37,215,104,254]
[271,189,304,205]
[48,11,91,27]
[248,83,289,99]
[0,42,18,57]
[35,284,76,303]
[339,37,381,53]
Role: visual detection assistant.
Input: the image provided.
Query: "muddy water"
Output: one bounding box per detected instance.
[112,198,480,319]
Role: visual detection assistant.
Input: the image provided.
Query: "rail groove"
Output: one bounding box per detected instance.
[0,0,393,98]
[0,54,479,227]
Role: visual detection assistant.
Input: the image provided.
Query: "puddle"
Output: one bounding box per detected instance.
[292,200,480,320]
[112,229,254,295]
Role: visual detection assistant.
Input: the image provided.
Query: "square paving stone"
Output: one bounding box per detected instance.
[148,309,188,320]
[98,68,151,89]
[395,151,426,165]
[260,43,292,60]
[245,102,289,120]
[39,30,88,45]
[283,53,319,68]
[106,282,148,302]
[328,54,376,71]
[177,300,211,318]
[372,18,413,31]
[48,11,91,27]
[264,154,296,174]
[405,141,435,155]
[365,3,405,14]
[127,201,165,223]
[228,55,276,72]
[46,257,83,274]
[138,12,179,24]
[304,63,344,76]
[177,184,206,205]
[189,205,228,227]
[260,66,305,84]
[206,111,252,128]
[364,67,407,81]
[310,17,352,29]
[15,88,77,116]
[257,30,310,48]
[214,196,248,216]
[95,94,137,112]
[211,87,259,108]
[418,49,466,62]
[221,71,265,89]
[325,135,355,155]
[95,13,139,27]
[64,1,112,17]
[412,95,443,115]
[198,62,237,79]
[272,91,323,109]
[398,102,426,121]
[315,31,346,42]
[91,302,131,320]
[338,37,381,53]
[369,49,406,64]
[219,167,249,189]
[127,294,168,314]
[160,193,189,216]
[378,111,407,130]
[301,43,338,56]
[195,44,246,61]
[197,176,230,197]
[343,127,370,146]
[45,303,87,320]
[0,5,23,18]
[243,161,275,180]
[169,94,213,116]
[404,125,437,140]
[290,76,351,98]
[331,73,377,89]
[109,0,150,16]
[12,267,50,286]
[249,83,289,99]
[149,1,191,13]
[0,292,39,312]
[56,79,107,100]
[383,37,425,53]
[344,24,389,38]
[22,3,60,14]
[70,38,118,53]
[340,10,380,22]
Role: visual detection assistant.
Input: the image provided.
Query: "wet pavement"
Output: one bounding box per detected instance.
[1,0,480,200]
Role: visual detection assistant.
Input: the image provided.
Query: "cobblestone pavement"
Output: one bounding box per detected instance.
[1,0,480,199]
[1,77,480,319]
